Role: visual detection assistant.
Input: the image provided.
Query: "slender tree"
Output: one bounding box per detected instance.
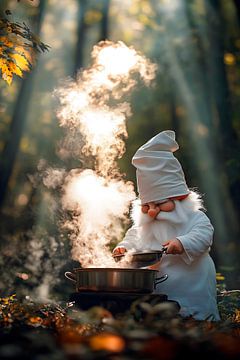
[0,0,47,207]
[74,0,111,76]
[187,0,239,218]
[205,0,237,143]
[204,0,240,219]
[99,0,110,41]
[169,92,180,135]
[74,0,88,75]
[233,0,240,23]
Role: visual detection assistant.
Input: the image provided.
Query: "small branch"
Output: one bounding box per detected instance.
[218,290,240,296]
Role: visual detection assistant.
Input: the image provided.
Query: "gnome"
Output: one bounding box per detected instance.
[132,130,190,219]
[113,130,220,321]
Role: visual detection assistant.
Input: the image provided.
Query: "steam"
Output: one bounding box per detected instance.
[62,169,134,267]
[53,40,157,268]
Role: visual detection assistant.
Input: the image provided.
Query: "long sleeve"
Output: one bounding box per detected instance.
[113,226,139,251]
[177,211,214,265]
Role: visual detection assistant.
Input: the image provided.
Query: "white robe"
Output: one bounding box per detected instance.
[116,196,220,321]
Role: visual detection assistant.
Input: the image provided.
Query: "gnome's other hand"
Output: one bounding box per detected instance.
[163,239,184,255]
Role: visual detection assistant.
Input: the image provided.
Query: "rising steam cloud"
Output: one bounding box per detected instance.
[54,40,157,267]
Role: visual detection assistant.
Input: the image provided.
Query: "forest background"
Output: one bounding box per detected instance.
[0,0,240,302]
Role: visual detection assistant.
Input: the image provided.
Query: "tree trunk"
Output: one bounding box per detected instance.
[169,92,180,134]
[188,0,240,222]
[204,0,240,220]
[74,0,88,75]
[0,0,46,208]
[233,0,240,23]
[205,0,237,144]
[74,0,110,75]
[99,0,110,41]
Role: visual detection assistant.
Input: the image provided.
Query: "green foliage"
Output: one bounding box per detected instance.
[217,291,240,322]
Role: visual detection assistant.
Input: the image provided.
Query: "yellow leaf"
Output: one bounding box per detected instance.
[0,58,6,68]
[0,62,11,77]
[0,59,13,85]
[10,53,30,71]
[15,45,33,63]
[216,275,225,281]
[224,53,236,66]
[8,61,23,77]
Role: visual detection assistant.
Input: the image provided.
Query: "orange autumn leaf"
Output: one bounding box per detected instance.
[235,309,240,322]
[8,61,23,77]
[27,316,43,325]
[0,47,29,84]
[89,333,125,352]
[0,35,14,48]
[0,59,13,85]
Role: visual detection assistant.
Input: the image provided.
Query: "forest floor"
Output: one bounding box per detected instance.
[0,290,240,360]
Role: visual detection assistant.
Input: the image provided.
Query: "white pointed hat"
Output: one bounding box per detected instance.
[132,130,190,204]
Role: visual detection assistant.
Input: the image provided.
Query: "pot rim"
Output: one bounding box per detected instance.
[72,267,158,273]
[131,249,165,255]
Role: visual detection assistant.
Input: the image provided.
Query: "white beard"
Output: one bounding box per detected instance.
[130,191,203,249]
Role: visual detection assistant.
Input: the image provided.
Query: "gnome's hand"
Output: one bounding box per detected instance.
[113,247,127,255]
[163,239,184,255]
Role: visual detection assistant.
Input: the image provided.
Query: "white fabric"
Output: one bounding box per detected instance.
[132,130,189,204]
[115,194,220,321]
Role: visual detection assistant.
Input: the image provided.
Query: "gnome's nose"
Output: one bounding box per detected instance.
[148,203,160,218]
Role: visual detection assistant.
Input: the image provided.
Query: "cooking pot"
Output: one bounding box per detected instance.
[113,248,167,268]
[65,268,168,293]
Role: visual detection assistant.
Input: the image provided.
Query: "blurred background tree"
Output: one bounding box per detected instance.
[0,0,239,300]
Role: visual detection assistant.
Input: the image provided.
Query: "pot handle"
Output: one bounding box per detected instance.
[154,274,168,288]
[65,271,76,283]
